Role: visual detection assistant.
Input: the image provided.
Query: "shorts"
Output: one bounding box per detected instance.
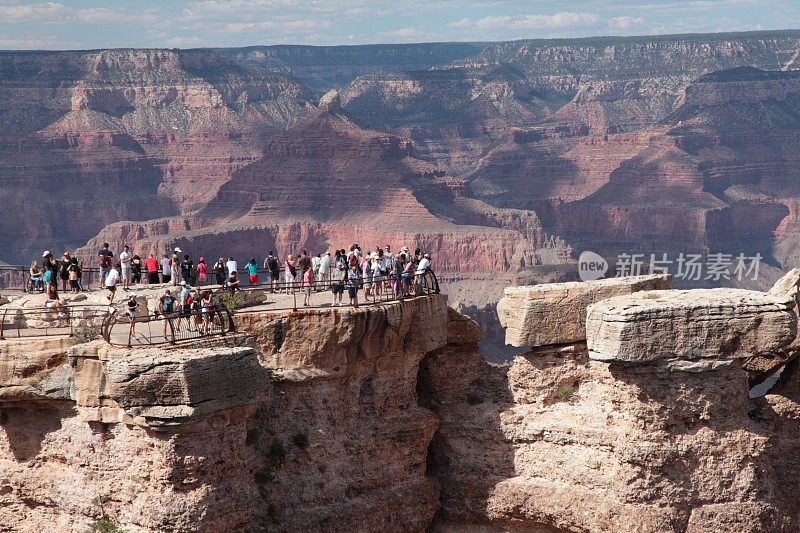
[347,286,358,299]
[182,304,191,317]
[126,310,136,319]
[304,287,311,297]
[249,274,259,284]
[106,285,116,293]
[331,282,343,295]
[121,267,131,281]
[270,271,280,281]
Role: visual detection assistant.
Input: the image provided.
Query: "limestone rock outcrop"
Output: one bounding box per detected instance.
[497,274,671,347]
[586,288,796,365]
[423,282,800,532]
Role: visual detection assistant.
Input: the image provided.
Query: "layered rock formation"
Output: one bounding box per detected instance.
[0,294,449,531]
[422,276,800,532]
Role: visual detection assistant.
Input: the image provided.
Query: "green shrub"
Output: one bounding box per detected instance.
[554,384,576,402]
[218,291,246,310]
[88,519,123,533]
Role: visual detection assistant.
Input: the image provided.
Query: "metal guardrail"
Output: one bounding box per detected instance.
[101,304,236,348]
[0,265,104,293]
[0,304,112,340]
[229,270,440,313]
[0,270,439,345]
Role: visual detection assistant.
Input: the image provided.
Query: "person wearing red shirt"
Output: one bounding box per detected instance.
[144,254,160,284]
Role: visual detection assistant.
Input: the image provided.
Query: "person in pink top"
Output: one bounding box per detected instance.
[284,254,296,293]
[197,257,208,285]
[303,266,313,306]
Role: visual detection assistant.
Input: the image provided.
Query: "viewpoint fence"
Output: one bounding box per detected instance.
[226,270,440,313]
[0,304,112,341]
[0,270,440,346]
[101,304,236,348]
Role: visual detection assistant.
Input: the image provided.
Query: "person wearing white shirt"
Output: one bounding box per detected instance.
[311,253,321,281]
[318,252,331,283]
[384,245,394,272]
[105,265,120,303]
[160,255,171,284]
[119,245,132,289]
[226,257,238,275]
[416,254,431,275]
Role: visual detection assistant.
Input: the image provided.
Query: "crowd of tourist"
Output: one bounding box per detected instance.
[30,242,435,311]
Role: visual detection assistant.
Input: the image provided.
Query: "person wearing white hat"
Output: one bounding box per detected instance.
[170,248,181,286]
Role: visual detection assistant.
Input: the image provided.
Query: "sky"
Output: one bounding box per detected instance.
[0,0,798,50]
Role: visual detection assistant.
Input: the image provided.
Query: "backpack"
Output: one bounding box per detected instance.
[268,257,279,271]
[349,254,358,267]
[186,295,193,306]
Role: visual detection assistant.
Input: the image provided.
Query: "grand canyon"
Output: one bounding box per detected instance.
[5,28,800,532]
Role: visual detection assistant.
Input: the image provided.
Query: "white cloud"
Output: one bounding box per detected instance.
[75,8,162,25]
[457,12,602,31]
[607,16,645,30]
[0,1,66,22]
[164,35,202,47]
[382,26,424,38]
[0,35,81,49]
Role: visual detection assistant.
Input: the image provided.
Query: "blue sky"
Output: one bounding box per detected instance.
[0,0,798,49]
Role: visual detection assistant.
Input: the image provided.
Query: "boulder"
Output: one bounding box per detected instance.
[497,275,672,347]
[768,267,800,309]
[586,288,796,364]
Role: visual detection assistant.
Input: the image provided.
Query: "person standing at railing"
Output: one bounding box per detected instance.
[415,253,432,294]
[76,258,85,292]
[197,257,208,286]
[213,257,226,286]
[200,290,213,334]
[126,295,139,343]
[43,251,59,291]
[297,251,311,284]
[98,243,114,287]
[170,248,182,286]
[160,254,171,284]
[392,253,404,297]
[265,251,280,293]
[59,252,71,292]
[145,254,160,285]
[180,255,194,286]
[226,257,238,277]
[119,245,132,290]
[283,255,296,294]
[362,255,374,300]
[158,289,176,338]
[177,281,191,331]
[68,257,80,294]
[318,251,331,285]
[105,264,120,303]
[246,258,259,286]
[346,264,361,308]
[131,255,143,285]
[311,253,321,283]
[330,260,345,306]
[303,266,313,306]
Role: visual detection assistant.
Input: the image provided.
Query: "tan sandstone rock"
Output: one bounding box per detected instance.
[497,274,671,347]
[587,288,796,364]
